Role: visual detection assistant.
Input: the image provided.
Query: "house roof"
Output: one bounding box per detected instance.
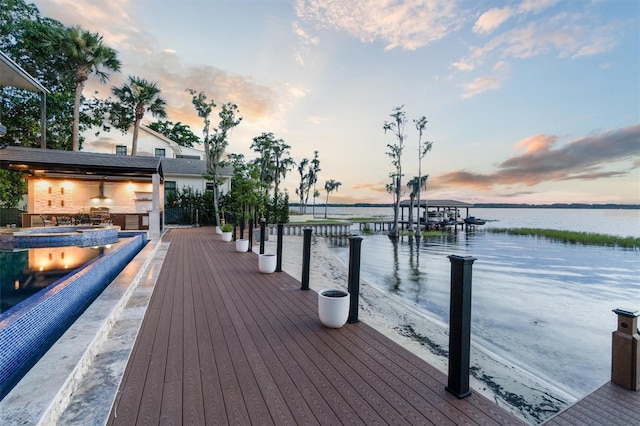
[160,157,233,177]
[0,51,49,94]
[161,157,207,175]
[399,199,473,208]
[0,146,162,180]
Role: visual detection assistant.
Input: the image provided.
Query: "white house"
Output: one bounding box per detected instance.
[83,123,205,159]
[82,124,232,198]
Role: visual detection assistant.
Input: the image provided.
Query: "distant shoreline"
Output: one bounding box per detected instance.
[292,202,640,209]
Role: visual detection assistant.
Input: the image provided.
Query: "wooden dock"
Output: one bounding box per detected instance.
[543,381,639,425]
[106,227,527,425]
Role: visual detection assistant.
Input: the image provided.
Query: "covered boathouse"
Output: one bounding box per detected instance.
[400,199,473,230]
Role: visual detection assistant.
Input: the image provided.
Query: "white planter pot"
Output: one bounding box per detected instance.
[258,254,277,274]
[235,238,249,252]
[221,231,233,242]
[318,288,350,328]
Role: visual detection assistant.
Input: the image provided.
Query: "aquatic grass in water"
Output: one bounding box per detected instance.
[489,228,640,249]
[398,230,449,238]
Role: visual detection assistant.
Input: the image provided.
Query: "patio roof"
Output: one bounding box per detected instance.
[0,51,48,94]
[399,199,473,208]
[0,50,48,148]
[0,146,163,180]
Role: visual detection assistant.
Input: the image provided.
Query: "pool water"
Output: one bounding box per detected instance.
[0,245,113,314]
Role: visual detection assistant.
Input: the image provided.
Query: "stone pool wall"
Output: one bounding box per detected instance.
[0,226,119,249]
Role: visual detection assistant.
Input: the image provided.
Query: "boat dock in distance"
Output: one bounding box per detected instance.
[355,199,485,232]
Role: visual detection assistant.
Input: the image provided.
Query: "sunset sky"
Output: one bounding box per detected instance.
[33,0,640,205]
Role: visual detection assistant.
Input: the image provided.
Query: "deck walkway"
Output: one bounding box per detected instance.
[107,227,527,425]
[543,381,639,425]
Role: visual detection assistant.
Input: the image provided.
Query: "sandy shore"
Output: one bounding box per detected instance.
[258,234,574,425]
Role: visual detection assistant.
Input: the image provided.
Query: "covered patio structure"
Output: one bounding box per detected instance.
[0,146,164,238]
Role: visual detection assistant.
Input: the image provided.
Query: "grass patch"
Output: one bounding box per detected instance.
[489,227,640,249]
[399,230,448,237]
[421,230,449,237]
[299,219,348,224]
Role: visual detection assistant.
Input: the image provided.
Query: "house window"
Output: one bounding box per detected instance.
[155,148,166,158]
[165,181,177,206]
[115,145,127,155]
[206,182,216,192]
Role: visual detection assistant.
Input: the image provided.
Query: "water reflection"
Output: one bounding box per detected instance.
[386,241,401,293]
[0,245,108,314]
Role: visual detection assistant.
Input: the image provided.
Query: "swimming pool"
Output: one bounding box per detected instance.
[0,232,147,399]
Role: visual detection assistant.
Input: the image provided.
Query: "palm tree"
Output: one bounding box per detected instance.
[112,76,167,155]
[324,179,342,219]
[52,25,120,151]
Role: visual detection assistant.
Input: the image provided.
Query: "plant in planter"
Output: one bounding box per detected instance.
[258,253,277,273]
[318,288,350,328]
[221,223,233,242]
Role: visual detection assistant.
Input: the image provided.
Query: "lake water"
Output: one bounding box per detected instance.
[319,206,640,238]
[322,207,639,399]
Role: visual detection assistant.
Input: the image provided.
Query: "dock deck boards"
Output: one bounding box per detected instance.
[107,227,529,425]
[543,381,639,426]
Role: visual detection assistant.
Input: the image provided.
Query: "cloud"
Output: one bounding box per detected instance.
[307,116,328,125]
[461,60,509,98]
[285,83,308,98]
[451,60,474,71]
[518,0,559,14]
[515,134,557,154]
[352,181,389,193]
[292,21,319,46]
[434,170,496,190]
[473,6,514,35]
[461,76,501,98]
[459,11,622,71]
[434,125,640,190]
[295,0,460,50]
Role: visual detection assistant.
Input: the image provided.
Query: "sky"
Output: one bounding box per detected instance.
[32,0,640,205]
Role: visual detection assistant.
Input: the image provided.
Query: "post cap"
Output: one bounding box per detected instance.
[448,255,477,263]
[613,308,640,318]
